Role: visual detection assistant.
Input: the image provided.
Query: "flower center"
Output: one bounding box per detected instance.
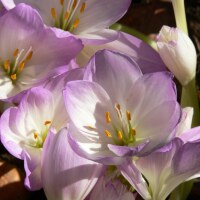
[50,0,86,32]
[103,103,137,145]
[32,120,51,148]
[0,47,33,82]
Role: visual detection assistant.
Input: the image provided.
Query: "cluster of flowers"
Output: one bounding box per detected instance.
[0,0,199,200]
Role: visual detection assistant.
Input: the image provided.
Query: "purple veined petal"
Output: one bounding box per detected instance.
[73,0,131,34]
[23,147,42,190]
[77,31,167,71]
[84,50,143,106]
[42,128,103,200]
[0,4,83,100]
[107,140,150,157]
[119,159,151,200]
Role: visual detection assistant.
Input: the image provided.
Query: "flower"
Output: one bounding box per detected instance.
[1,0,131,44]
[119,108,200,200]
[64,50,181,165]
[88,168,135,200]
[0,4,82,99]
[41,128,103,200]
[0,68,84,190]
[156,25,197,86]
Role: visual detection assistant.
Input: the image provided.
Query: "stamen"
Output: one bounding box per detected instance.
[10,74,16,80]
[105,130,112,138]
[13,48,19,57]
[85,125,96,130]
[80,2,86,13]
[51,8,57,19]
[44,120,51,126]
[106,111,111,123]
[73,18,80,29]
[19,62,25,71]
[126,111,131,121]
[115,103,122,118]
[4,60,10,70]
[34,132,38,139]
[131,128,136,136]
[25,51,33,61]
[64,11,69,20]
[60,0,64,6]
[72,0,77,10]
[118,130,123,140]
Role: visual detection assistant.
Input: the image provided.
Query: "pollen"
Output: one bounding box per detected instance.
[106,111,111,123]
[44,120,52,126]
[126,111,131,121]
[118,131,123,140]
[60,0,64,6]
[13,48,19,57]
[34,132,38,139]
[19,62,25,71]
[72,0,77,10]
[73,18,80,29]
[4,60,10,70]
[51,8,57,19]
[25,51,33,61]
[64,11,69,20]
[10,74,17,80]
[80,2,86,13]
[105,130,112,138]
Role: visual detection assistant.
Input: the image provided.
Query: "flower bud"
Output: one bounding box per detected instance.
[157,25,197,86]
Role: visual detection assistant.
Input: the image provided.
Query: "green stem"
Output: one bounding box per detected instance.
[110,23,157,50]
[172,0,188,34]
[181,78,200,127]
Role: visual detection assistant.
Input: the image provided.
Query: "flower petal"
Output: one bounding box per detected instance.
[42,128,103,200]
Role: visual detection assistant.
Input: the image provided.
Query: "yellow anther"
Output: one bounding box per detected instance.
[44,120,51,126]
[126,111,131,121]
[13,48,19,57]
[80,2,86,13]
[4,60,10,70]
[73,18,80,29]
[106,111,111,123]
[51,8,57,19]
[118,131,123,140]
[10,74,17,80]
[72,0,77,10]
[25,51,33,61]
[131,128,136,136]
[105,130,112,138]
[116,103,121,111]
[34,132,38,139]
[64,11,69,20]
[19,62,25,71]
[60,0,64,6]
[85,125,96,130]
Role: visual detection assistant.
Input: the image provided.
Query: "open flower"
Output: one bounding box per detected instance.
[0,68,84,190]
[64,50,181,165]
[157,25,197,86]
[0,4,82,99]
[1,0,131,44]
[120,108,200,200]
[42,128,103,200]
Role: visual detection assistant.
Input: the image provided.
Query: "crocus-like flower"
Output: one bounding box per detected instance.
[157,25,197,86]
[88,171,135,200]
[0,68,84,190]
[41,128,103,200]
[120,108,200,200]
[1,0,131,44]
[64,50,181,165]
[0,4,82,99]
